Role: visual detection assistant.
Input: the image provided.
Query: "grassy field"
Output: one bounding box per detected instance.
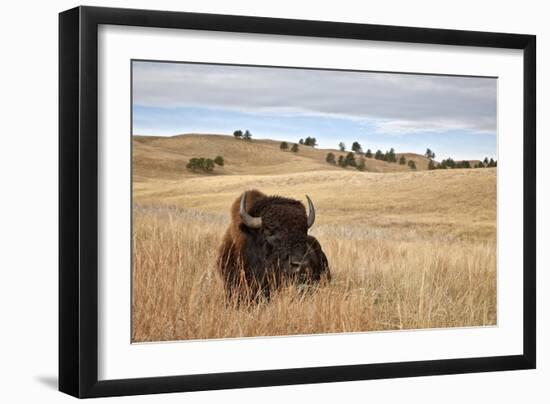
[131,134,496,342]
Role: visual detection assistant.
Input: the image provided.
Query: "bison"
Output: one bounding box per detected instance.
[217,189,330,302]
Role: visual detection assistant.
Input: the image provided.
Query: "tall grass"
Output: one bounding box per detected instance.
[132,204,496,342]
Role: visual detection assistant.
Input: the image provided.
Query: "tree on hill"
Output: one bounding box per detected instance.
[214,156,224,166]
[425,148,436,159]
[303,136,317,147]
[337,155,344,167]
[487,158,497,167]
[186,158,200,171]
[326,152,336,164]
[440,157,456,169]
[427,159,436,170]
[187,157,215,172]
[243,130,252,140]
[483,157,489,166]
[475,162,484,168]
[291,143,299,153]
[399,155,407,165]
[338,142,346,152]
[233,130,243,139]
[280,141,289,151]
[365,149,373,158]
[299,138,304,145]
[408,160,417,170]
[385,148,397,163]
[344,152,357,167]
[352,141,363,154]
[375,150,384,160]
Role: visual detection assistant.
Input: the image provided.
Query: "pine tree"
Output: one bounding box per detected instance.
[243,130,252,140]
[326,152,336,164]
[303,137,317,147]
[280,141,289,151]
[351,141,363,154]
[365,149,372,158]
[338,142,346,152]
[408,160,417,170]
[291,143,299,153]
[385,148,397,163]
[399,155,406,165]
[233,130,243,139]
[214,156,224,166]
[344,152,357,167]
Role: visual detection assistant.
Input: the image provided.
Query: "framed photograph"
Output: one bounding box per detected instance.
[59,6,536,398]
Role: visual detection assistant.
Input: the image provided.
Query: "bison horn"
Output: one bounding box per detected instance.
[306,195,315,229]
[240,192,262,229]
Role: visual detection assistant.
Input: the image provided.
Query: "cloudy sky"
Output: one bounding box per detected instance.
[132,61,497,160]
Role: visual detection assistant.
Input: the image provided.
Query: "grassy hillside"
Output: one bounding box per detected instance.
[133,134,433,180]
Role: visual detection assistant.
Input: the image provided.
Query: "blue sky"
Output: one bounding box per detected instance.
[132,61,497,161]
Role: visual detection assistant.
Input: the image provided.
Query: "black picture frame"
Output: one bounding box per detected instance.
[59,5,536,398]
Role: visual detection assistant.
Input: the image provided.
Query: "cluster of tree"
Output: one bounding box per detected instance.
[332,140,420,170]
[424,148,436,159]
[299,137,318,147]
[280,141,299,152]
[326,152,366,171]
[428,156,497,170]
[397,155,417,170]
[481,157,498,167]
[434,158,462,169]
[326,144,497,172]
[233,129,252,140]
[186,155,224,172]
[374,148,397,163]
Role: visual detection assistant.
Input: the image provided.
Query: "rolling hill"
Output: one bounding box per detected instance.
[132,134,434,180]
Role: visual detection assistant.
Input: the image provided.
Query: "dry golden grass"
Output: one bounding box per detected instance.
[131,134,496,342]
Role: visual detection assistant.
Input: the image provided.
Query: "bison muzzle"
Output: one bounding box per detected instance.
[217,189,330,302]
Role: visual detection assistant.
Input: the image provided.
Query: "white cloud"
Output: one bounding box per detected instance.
[133,61,497,135]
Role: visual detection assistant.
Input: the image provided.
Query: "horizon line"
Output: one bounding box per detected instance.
[131,133,496,162]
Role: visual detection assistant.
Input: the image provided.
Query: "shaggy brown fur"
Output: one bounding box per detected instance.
[217,189,330,302]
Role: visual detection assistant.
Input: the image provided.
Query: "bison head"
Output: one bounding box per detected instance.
[239,192,316,279]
